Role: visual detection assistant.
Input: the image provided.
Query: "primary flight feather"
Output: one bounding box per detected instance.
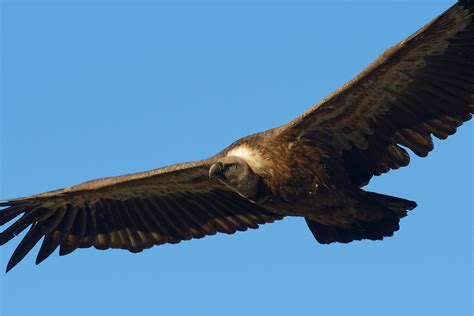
[1,0,473,272]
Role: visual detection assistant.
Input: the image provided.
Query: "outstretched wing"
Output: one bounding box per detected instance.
[278,1,474,186]
[0,159,282,272]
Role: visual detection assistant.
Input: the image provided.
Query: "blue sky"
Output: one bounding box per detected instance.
[0,1,472,315]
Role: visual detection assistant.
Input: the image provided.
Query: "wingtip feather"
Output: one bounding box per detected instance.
[0,206,25,226]
[5,225,43,272]
[0,232,14,246]
[35,235,60,266]
[6,261,15,273]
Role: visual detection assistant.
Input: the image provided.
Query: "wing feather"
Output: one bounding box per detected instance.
[60,207,87,256]
[109,199,132,249]
[0,206,24,226]
[6,224,43,272]
[139,198,177,243]
[93,202,111,250]
[192,192,238,234]
[36,234,60,265]
[181,192,228,234]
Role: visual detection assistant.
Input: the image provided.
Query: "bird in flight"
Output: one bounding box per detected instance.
[1,1,473,272]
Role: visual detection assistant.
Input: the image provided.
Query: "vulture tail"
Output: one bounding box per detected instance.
[305,191,417,244]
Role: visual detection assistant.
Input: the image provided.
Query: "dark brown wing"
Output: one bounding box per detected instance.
[278,1,474,186]
[0,159,282,272]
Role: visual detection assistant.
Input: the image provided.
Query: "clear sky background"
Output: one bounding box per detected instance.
[0,1,472,315]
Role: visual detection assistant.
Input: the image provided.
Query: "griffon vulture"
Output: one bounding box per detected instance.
[1,1,473,272]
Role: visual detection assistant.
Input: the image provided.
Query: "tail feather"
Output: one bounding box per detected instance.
[361,191,417,217]
[306,191,417,244]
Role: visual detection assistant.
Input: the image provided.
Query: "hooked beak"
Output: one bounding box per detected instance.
[209,162,224,178]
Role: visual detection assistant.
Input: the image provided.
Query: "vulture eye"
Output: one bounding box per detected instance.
[228,164,238,171]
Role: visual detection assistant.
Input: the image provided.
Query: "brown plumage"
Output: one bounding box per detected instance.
[1,1,473,272]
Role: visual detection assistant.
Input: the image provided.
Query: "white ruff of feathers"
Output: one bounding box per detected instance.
[226,145,272,174]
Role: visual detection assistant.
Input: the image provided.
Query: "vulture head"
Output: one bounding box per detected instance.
[209,156,262,200]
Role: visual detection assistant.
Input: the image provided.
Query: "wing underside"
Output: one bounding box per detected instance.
[0,160,283,271]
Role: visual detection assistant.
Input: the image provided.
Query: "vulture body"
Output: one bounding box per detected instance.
[1,1,473,272]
